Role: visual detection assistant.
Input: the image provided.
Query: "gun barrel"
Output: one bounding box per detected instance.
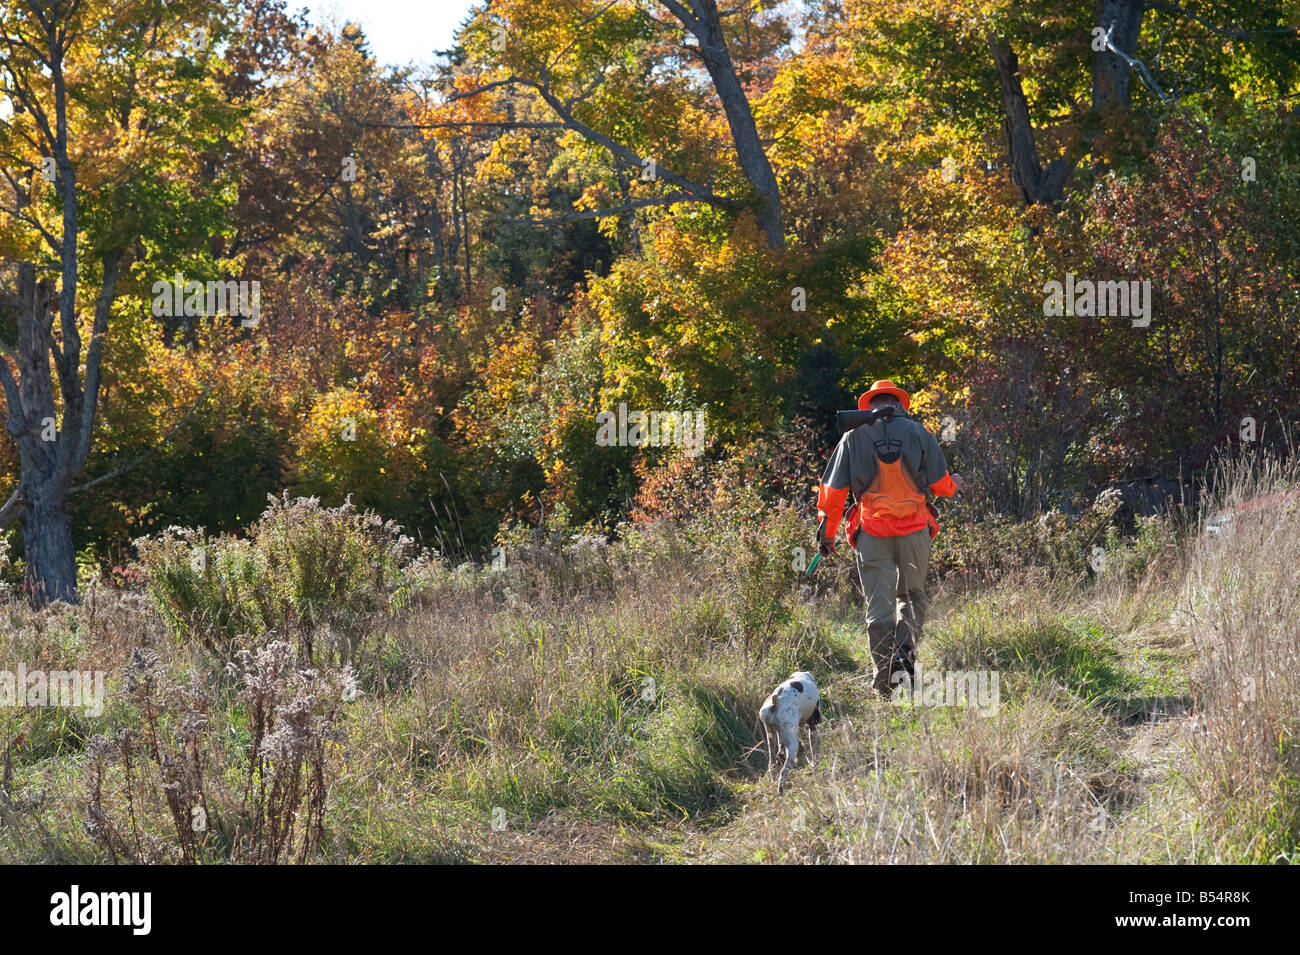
[837,408,890,432]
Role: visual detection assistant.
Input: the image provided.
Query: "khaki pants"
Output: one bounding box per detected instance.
[853,528,932,694]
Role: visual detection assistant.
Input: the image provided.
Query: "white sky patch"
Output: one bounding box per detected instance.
[302,1,807,68]
[304,0,479,67]
[769,0,806,54]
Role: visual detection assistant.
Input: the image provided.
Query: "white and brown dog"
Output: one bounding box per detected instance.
[759,671,821,794]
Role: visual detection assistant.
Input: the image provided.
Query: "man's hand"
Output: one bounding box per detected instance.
[950,473,964,492]
[818,538,836,558]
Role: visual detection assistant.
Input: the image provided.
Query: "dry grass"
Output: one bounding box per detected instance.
[0,460,1296,864]
[1176,455,1300,863]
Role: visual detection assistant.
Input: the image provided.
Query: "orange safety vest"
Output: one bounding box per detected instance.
[845,453,934,544]
[817,412,952,549]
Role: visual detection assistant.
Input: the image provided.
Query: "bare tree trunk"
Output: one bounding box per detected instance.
[17,489,77,603]
[428,191,448,298]
[613,159,642,253]
[987,34,1076,205]
[448,162,463,299]
[988,0,1146,206]
[2,253,122,604]
[664,0,784,247]
[1093,0,1147,115]
[460,155,472,292]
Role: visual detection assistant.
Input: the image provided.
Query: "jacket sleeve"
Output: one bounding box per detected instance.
[917,426,957,498]
[816,436,852,543]
[929,471,958,498]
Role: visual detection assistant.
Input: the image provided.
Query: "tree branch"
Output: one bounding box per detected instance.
[658,0,702,35]
[547,0,623,72]
[68,253,121,477]
[353,117,567,131]
[1102,21,1172,104]
[0,485,22,530]
[69,382,214,496]
[519,75,741,211]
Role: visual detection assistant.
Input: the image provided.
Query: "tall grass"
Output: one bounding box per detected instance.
[1,456,1296,863]
[1178,454,1300,862]
[135,492,416,665]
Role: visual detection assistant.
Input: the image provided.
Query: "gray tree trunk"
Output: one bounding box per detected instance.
[17,489,78,603]
[988,34,1074,205]
[666,0,785,248]
[1093,0,1147,114]
[2,252,122,605]
[987,0,1146,206]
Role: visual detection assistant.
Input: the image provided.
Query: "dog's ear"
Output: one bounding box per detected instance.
[807,703,822,727]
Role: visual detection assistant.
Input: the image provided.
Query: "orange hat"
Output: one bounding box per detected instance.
[858,379,911,411]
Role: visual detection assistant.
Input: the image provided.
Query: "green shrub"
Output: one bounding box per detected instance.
[136,493,416,664]
[932,488,1140,582]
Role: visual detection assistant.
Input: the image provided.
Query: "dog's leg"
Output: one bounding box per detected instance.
[777,725,800,794]
[764,723,780,777]
[806,702,822,769]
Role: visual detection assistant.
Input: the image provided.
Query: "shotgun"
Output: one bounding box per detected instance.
[836,404,905,433]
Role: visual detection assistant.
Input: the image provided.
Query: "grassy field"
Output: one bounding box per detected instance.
[1,460,1297,864]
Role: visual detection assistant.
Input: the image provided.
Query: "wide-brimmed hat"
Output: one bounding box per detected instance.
[858,379,911,411]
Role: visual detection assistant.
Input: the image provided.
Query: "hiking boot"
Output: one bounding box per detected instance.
[872,673,894,699]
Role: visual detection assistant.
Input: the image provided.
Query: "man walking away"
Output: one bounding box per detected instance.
[814,380,962,697]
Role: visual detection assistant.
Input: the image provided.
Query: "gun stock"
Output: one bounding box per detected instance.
[837,406,902,433]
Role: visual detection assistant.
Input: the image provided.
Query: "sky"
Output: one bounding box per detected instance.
[308,1,810,68]
[305,0,481,67]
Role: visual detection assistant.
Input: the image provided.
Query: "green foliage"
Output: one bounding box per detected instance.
[136,494,417,664]
[932,488,1131,581]
[74,362,285,558]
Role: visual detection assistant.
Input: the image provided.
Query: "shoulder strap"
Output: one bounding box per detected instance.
[868,411,911,463]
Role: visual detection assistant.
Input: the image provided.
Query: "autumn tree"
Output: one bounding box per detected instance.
[1088,107,1300,469]
[447,0,788,248]
[0,0,235,602]
[845,0,1298,208]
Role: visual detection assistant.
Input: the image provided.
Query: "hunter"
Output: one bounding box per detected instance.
[815,380,962,697]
